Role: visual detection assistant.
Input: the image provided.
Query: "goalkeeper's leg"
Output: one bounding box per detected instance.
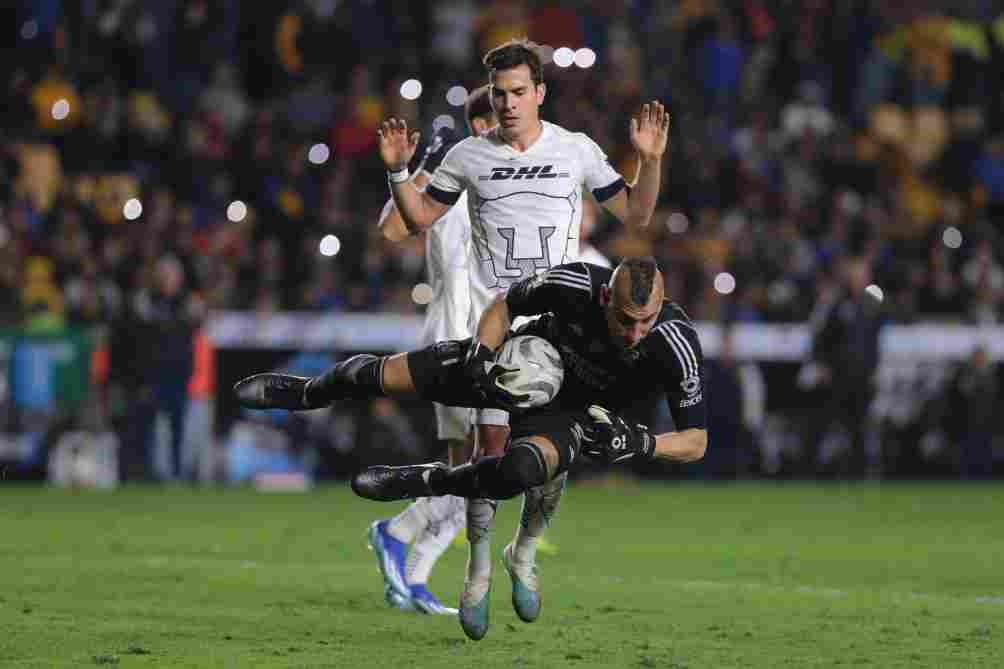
[233,340,483,411]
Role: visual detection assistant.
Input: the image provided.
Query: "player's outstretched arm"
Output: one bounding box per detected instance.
[600,101,670,232]
[376,173,432,242]
[377,117,450,232]
[652,428,707,463]
[581,406,706,464]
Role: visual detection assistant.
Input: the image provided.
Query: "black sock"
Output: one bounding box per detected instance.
[305,354,385,406]
[428,454,536,500]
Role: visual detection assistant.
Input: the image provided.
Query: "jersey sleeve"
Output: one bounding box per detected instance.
[577,133,626,203]
[505,262,596,320]
[426,141,468,206]
[647,319,707,431]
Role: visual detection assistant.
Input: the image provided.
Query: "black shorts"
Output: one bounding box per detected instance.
[407,339,589,473]
[509,407,589,475]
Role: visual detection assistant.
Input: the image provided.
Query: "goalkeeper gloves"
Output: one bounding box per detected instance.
[581,405,656,463]
[462,339,528,411]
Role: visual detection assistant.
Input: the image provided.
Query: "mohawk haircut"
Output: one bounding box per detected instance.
[622,257,659,307]
[482,38,545,86]
[464,84,493,127]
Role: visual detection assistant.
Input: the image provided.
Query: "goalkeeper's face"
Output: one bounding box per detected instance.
[602,260,664,351]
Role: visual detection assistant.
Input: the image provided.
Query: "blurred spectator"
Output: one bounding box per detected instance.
[946,345,998,479]
[803,256,885,477]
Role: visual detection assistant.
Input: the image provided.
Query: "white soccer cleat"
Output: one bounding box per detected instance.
[502,543,541,622]
[458,576,492,640]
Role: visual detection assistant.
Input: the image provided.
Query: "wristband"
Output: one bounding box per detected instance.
[387,167,410,184]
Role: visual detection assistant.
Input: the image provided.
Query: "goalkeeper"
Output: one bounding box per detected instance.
[234,256,707,636]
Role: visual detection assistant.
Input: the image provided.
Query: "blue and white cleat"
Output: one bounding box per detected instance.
[385,584,416,611]
[409,584,458,616]
[458,576,492,640]
[502,543,541,623]
[367,520,410,602]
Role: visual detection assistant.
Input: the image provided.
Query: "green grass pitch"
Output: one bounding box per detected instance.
[2,482,1002,668]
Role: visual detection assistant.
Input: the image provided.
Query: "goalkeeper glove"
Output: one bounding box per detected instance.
[581,405,656,463]
[463,339,529,411]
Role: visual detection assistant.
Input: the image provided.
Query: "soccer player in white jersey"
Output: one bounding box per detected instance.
[366,86,496,616]
[376,38,670,638]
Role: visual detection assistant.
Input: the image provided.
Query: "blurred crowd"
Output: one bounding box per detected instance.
[2,0,1004,481]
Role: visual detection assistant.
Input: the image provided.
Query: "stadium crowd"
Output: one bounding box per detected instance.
[2,0,1003,481]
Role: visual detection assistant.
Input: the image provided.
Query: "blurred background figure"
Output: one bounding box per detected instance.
[946,345,998,479]
[803,256,885,478]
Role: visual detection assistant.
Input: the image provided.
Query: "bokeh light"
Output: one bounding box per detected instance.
[308,143,330,165]
[432,115,456,132]
[943,226,962,249]
[319,234,341,257]
[227,200,247,222]
[412,283,434,305]
[574,48,597,68]
[865,284,884,302]
[714,272,736,295]
[51,99,70,120]
[123,198,143,221]
[552,47,575,68]
[400,79,423,100]
[667,212,690,234]
[445,86,468,107]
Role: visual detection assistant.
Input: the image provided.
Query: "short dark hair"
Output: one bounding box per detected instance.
[620,257,659,307]
[464,85,493,128]
[482,38,544,86]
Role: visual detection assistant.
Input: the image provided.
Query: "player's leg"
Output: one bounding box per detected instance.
[233,341,481,411]
[458,415,510,639]
[404,407,474,615]
[502,472,566,623]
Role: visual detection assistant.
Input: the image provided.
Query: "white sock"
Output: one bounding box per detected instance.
[513,472,566,564]
[386,497,434,544]
[465,497,498,584]
[405,495,466,586]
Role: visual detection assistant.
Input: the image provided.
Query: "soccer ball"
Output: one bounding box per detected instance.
[494,335,564,409]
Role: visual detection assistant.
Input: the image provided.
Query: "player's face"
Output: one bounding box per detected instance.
[490,65,545,137]
[606,305,659,351]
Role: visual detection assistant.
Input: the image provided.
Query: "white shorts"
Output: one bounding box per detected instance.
[434,402,473,442]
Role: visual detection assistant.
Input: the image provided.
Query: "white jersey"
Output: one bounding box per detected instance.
[419,192,472,346]
[427,120,625,327]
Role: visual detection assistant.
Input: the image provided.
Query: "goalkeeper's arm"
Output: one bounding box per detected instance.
[652,428,707,463]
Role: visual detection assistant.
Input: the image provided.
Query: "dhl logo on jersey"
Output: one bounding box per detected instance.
[478,165,571,181]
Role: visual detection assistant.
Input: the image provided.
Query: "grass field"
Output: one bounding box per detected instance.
[2,482,1002,668]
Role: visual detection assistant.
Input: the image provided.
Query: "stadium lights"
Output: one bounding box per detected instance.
[21,20,39,40]
[865,284,884,302]
[552,47,575,68]
[943,226,963,249]
[123,198,142,221]
[667,212,689,234]
[573,48,597,69]
[432,115,456,132]
[411,283,434,305]
[400,79,423,100]
[308,143,330,165]
[227,200,247,223]
[714,272,736,295]
[446,85,468,107]
[51,99,70,121]
[319,234,341,257]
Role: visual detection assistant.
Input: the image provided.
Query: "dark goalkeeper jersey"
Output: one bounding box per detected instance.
[505,262,707,430]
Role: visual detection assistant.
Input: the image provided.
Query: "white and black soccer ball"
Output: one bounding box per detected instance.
[494,335,564,410]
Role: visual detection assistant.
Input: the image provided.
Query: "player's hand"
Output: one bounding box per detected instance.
[629,101,671,162]
[580,405,657,463]
[463,339,529,411]
[377,117,420,171]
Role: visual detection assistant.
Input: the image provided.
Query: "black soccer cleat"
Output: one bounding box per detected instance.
[233,373,314,410]
[351,463,448,502]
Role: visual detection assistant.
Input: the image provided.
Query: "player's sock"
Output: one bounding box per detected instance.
[465,497,497,586]
[405,495,465,585]
[385,497,435,544]
[513,472,566,564]
[304,354,385,406]
[429,441,548,500]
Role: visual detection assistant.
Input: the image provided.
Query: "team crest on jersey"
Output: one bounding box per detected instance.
[680,374,701,396]
[478,165,571,181]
